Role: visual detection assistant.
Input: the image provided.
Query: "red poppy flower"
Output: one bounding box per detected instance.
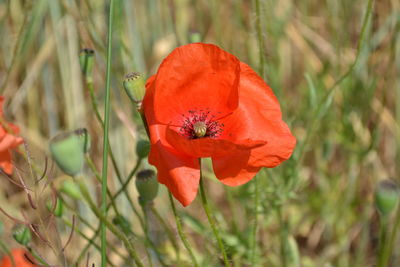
[0,249,37,267]
[143,43,296,206]
[0,96,23,175]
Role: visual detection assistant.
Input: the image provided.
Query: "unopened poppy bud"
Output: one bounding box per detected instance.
[46,198,64,217]
[375,180,399,216]
[193,121,207,137]
[136,169,158,205]
[79,48,95,80]
[12,225,31,246]
[112,215,132,236]
[49,129,88,176]
[189,31,202,43]
[136,139,150,159]
[123,72,146,104]
[61,180,81,200]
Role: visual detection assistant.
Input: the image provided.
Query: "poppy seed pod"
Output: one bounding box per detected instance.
[75,128,91,153]
[12,225,31,246]
[136,169,158,205]
[61,179,81,200]
[375,180,399,216]
[123,72,146,104]
[136,139,150,159]
[112,215,132,236]
[49,129,90,176]
[79,48,95,80]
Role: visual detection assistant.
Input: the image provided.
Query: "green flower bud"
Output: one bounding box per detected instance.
[136,169,158,205]
[47,198,64,217]
[189,31,202,43]
[375,180,399,216]
[12,225,31,246]
[123,72,146,104]
[79,48,95,80]
[49,129,90,176]
[61,179,81,200]
[112,215,132,236]
[136,139,150,159]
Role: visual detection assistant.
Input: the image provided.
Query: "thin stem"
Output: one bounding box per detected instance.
[379,205,400,267]
[100,0,115,266]
[85,156,120,216]
[255,0,265,78]
[277,207,287,267]
[142,204,154,267]
[112,159,142,201]
[78,180,144,267]
[250,175,260,265]
[0,240,15,267]
[199,162,230,267]
[377,216,388,267]
[59,194,126,265]
[168,192,199,267]
[61,219,121,267]
[86,63,144,227]
[150,205,180,260]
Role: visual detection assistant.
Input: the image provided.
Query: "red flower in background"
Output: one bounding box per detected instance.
[0,249,37,267]
[143,43,296,206]
[0,96,23,175]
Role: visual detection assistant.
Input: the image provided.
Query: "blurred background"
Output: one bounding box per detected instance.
[0,0,399,266]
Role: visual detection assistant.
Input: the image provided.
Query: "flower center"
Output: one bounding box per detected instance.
[180,110,223,139]
[193,121,207,137]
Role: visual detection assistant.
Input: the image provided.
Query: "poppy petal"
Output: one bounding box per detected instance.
[165,127,265,158]
[0,150,13,175]
[149,141,200,206]
[151,43,240,125]
[212,150,262,186]
[218,62,296,168]
[0,133,23,151]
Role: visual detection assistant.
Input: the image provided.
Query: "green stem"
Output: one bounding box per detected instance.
[250,175,260,265]
[86,66,144,227]
[100,0,115,266]
[112,159,142,201]
[277,207,288,267]
[0,241,15,267]
[150,205,180,260]
[385,205,400,265]
[168,192,199,267]
[85,156,120,216]
[142,204,154,267]
[377,216,388,267]
[27,246,50,267]
[59,194,126,265]
[255,0,265,79]
[78,180,144,267]
[61,218,121,267]
[199,162,230,267]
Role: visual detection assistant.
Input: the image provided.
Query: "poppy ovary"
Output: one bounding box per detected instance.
[193,121,207,137]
